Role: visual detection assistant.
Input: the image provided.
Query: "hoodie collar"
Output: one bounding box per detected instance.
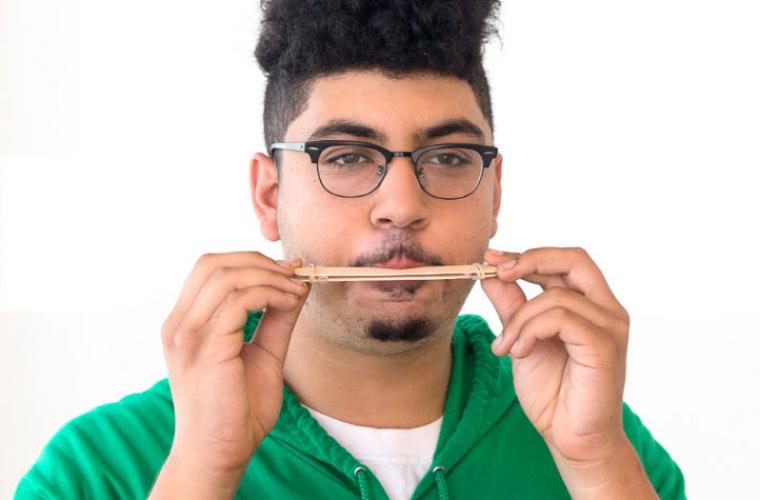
[254,311,517,499]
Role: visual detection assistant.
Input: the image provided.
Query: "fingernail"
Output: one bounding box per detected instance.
[277,258,300,268]
[491,334,503,350]
[510,338,521,356]
[499,259,517,269]
[290,277,307,287]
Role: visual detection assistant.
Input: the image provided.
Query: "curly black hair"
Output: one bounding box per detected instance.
[254,0,502,155]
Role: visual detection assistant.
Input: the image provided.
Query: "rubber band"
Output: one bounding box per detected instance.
[473,262,485,280]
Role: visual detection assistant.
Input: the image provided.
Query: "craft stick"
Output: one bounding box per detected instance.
[292,263,499,283]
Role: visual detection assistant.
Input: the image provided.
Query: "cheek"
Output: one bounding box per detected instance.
[278,176,320,247]
[279,185,362,260]
[468,188,497,234]
[444,199,492,236]
[436,202,493,262]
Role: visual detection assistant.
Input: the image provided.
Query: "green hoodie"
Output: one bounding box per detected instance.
[16,311,686,499]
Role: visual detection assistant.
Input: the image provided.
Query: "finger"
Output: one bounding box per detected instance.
[164,284,304,358]
[206,284,305,344]
[509,307,618,369]
[165,252,299,332]
[484,248,567,290]
[480,275,527,333]
[174,266,308,339]
[493,287,627,356]
[241,283,311,367]
[484,248,522,260]
[490,247,622,313]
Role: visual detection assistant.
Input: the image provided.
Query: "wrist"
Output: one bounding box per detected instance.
[549,436,658,499]
[148,452,247,500]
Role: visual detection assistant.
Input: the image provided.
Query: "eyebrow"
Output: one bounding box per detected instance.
[306,118,486,144]
[417,119,485,142]
[307,120,388,142]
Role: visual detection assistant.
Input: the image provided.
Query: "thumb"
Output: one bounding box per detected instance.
[241,283,310,367]
[480,276,526,330]
[481,249,527,329]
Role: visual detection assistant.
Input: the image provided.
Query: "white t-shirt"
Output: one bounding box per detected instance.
[303,404,443,500]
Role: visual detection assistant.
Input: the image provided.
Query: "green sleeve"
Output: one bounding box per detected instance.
[15,381,174,500]
[622,401,687,499]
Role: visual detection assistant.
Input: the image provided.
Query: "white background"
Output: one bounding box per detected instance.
[2,0,759,497]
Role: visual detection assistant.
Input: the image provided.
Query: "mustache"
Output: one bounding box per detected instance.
[351,237,444,268]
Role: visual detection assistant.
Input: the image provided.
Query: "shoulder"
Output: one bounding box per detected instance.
[15,379,175,499]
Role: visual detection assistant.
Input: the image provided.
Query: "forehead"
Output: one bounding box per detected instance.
[285,70,492,144]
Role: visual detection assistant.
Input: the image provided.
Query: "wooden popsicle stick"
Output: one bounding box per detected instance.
[292,263,499,283]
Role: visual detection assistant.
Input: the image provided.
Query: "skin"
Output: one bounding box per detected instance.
[253,70,500,428]
[482,248,658,497]
[150,69,657,499]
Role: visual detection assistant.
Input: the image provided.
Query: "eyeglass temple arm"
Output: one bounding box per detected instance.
[269,142,305,156]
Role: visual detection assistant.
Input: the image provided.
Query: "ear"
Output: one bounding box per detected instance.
[489,153,502,238]
[250,152,281,241]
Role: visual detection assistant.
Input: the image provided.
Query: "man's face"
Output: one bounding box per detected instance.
[254,69,502,354]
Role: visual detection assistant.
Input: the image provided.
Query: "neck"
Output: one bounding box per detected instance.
[282,319,453,429]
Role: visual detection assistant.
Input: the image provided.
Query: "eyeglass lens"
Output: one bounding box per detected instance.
[316,145,484,198]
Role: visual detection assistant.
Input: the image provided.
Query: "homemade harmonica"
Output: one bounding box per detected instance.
[292,263,499,283]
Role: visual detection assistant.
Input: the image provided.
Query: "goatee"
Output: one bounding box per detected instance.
[365,317,435,342]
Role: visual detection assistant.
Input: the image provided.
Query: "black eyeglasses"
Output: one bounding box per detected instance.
[269,140,498,200]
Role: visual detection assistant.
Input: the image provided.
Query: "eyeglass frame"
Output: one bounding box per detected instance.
[268,140,499,200]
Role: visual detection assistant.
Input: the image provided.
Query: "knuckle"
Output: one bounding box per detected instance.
[160,315,173,336]
[175,313,202,339]
[161,319,184,350]
[210,266,230,282]
[226,287,249,306]
[230,286,270,311]
[599,315,625,336]
[555,306,573,321]
[195,253,217,271]
[572,246,589,258]
[619,306,631,323]
[197,252,216,264]
[606,306,630,333]
[160,322,174,347]
[214,294,248,326]
[616,316,630,336]
[170,328,196,352]
[209,266,241,288]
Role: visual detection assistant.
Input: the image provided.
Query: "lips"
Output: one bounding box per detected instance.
[360,258,426,296]
[373,257,427,270]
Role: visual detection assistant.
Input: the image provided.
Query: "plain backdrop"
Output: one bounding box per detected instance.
[2,0,759,498]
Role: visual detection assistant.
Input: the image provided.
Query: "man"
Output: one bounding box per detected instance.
[16,0,686,498]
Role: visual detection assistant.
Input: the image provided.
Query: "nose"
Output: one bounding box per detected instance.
[369,156,430,230]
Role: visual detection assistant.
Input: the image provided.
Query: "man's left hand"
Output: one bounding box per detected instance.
[481,246,655,497]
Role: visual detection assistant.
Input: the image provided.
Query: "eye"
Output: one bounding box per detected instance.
[429,153,466,165]
[327,153,372,165]
[419,147,478,169]
[321,146,379,168]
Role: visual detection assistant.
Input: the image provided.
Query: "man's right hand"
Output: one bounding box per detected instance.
[149,252,310,499]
